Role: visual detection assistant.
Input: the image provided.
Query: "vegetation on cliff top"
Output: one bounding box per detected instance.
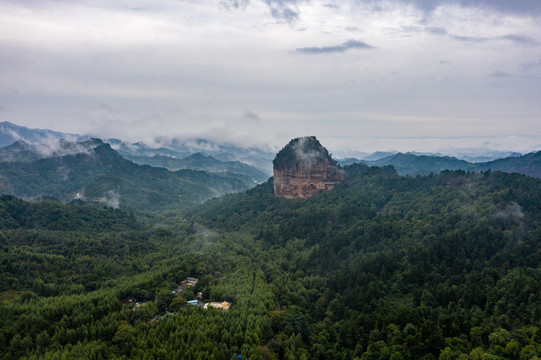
[273,136,337,169]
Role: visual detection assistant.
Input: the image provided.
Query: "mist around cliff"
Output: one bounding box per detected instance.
[273,136,337,169]
[292,137,324,165]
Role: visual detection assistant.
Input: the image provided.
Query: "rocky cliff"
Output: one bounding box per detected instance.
[273,136,345,198]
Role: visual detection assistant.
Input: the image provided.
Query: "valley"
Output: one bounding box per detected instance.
[0,126,541,359]
[4,0,541,358]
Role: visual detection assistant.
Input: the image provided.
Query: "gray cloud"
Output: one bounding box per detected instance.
[324,3,340,9]
[452,34,536,45]
[227,0,541,23]
[499,34,536,45]
[400,25,423,33]
[296,39,374,54]
[521,59,541,71]
[221,0,250,10]
[221,0,304,21]
[228,0,541,24]
[264,0,304,22]
[1,0,540,153]
[243,110,262,122]
[361,0,541,16]
[453,35,488,43]
[464,0,541,16]
[425,27,447,35]
[489,71,511,78]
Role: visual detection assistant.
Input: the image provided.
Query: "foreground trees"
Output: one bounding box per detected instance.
[1,168,541,359]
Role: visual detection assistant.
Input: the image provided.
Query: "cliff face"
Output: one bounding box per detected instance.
[273,137,344,198]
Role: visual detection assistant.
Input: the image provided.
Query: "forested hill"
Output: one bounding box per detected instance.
[0,139,103,163]
[2,164,541,359]
[191,165,541,358]
[124,152,268,183]
[0,143,252,212]
[474,151,541,178]
[0,195,141,231]
[361,153,473,176]
[351,151,541,178]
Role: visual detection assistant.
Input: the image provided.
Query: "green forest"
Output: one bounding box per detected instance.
[273,137,337,169]
[0,143,253,213]
[1,164,541,359]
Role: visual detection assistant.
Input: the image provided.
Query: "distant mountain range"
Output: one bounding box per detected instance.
[0,138,102,162]
[361,153,473,176]
[0,141,252,212]
[100,136,275,176]
[473,151,541,178]
[0,122,274,175]
[1,121,540,183]
[0,122,81,147]
[123,152,268,183]
[0,138,268,184]
[338,151,541,178]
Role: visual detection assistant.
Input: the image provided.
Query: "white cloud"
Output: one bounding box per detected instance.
[0,0,540,152]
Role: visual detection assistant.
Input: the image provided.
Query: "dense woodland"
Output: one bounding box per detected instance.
[0,143,252,213]
[273,137,337,169]
[349,150,541,178]
[124,152,268,183]
[1,164,541,359]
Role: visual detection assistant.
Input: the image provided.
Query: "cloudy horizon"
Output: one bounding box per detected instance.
[1,0,540,155]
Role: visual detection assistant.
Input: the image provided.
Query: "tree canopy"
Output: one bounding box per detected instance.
[273,136,337,169]
[2,168,541,359]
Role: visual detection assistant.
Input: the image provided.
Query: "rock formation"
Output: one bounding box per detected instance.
[273,136,345,198]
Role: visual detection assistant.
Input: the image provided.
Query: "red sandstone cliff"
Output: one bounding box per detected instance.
[273,137,344,198]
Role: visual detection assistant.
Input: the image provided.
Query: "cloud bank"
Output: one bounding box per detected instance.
[0,0,540,153]
[296,39,374,54]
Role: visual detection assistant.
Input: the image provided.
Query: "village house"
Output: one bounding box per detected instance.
[182,277,199,287]
[175,277,199,293]
[133,301,147,310]
[123,296,134,305]
[204,301,231,310]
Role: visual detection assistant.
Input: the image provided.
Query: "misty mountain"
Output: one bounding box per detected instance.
[363,152,474,176]
[0,138,102,162]
[448,150,524,163]
[0,121,83,147]
[473,150,541,178]
[110,140,190,159]
[344,151,541,178]
[338,150,525,166]
[0,140,42,162]
[114,138,275,176]
[0,143,252,212]
[337,158,363,167]
[363,151,399,161]
[4,121,537,179]
[337,151,398,166]
[0,122,274,175]
[124,152,268,183]
[0,136,265,184]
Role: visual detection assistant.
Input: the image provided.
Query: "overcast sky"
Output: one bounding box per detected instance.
[1,0,540,154]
